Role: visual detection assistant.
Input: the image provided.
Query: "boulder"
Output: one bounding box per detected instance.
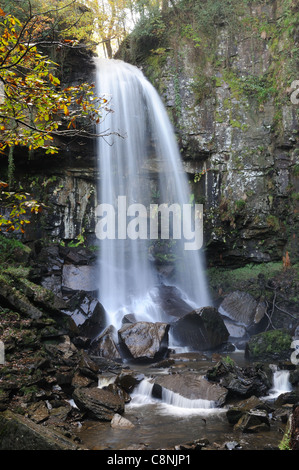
[89,325,122,361]
[76,295,106,340]
[118,322,169,362]
[72,386,124,421]
[152,372,228,406]
[234,410,270,433]
[0,410,80,450]
[170,307,229,351]
[219,291,266,334]
[151,285,194,319]
[226,395,273,425]
[206,360,272,398]
[110,413,135,429]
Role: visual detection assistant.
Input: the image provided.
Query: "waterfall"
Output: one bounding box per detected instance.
[265,366,292,400]
[95,58,210,329]
[128,378,217,414]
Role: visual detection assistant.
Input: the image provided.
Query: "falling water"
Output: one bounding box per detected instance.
[95,58,210,329]
[264,366,292,400]
[128,378,218,415]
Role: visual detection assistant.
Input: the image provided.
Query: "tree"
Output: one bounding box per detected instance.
[0,5,110,233]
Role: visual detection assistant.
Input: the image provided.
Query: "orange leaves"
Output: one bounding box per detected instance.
[48,73,60,86]
[283,251,291,270]
[0,8,5,17]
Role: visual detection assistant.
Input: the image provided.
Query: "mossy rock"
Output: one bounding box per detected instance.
[245,329,292,361]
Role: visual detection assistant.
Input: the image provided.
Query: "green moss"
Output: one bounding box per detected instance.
[207,262,284,290]
[0,235,31,266]
[247,330,292,360]
[266,215,280,232]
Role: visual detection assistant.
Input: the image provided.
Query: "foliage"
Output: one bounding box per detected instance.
[0,5,108,233]
[0,233,31,265]
[248,330,292,359]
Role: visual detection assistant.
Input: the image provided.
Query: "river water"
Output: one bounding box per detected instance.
[75,351,292,450]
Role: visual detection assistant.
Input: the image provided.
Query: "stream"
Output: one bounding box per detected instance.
[75,351,293,450]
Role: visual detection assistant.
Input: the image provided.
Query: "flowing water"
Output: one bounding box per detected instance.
[76,353,292,450]
[263,366,292,401]
[95,58,210,330]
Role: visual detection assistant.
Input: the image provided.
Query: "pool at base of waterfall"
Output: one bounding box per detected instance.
[74,352,293,450]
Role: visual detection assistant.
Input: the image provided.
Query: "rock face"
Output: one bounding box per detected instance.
[170,307,229,351]
[118,322,169,362]
[117,0,299,267]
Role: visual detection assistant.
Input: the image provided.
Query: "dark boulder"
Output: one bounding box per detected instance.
[118,321,169,362]
[219,291,267,335]
[89,325,122,362]
[206,360,272,398]
[170,307,229,351]
[72,386,124,421]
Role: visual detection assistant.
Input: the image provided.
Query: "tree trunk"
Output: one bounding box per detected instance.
[104,39,113,59]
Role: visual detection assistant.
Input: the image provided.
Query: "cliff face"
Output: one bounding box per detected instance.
[3,1,298,270]
[117,0,299,267]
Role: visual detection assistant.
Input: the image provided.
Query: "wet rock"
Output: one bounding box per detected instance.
[118,322,169,362]
[234,410,270,433]
[174,438,210,450]
[224,441,242,450]
[170,307,229,351]
[111,413,135,429]
[62,265,98,292]
[152,372,228,406]
[76,295,106,340]
[275,390,299,407]
[152,285,194,319]
[89,326,122,362]
[26,401,49,424]
[226,395,273,425]
[0,410,80,450]
[72,386,124,421]
[219,291,266,334]
[206,361,272,398]
[115,372,144,393]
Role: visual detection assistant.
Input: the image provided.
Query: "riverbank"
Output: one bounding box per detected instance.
[0,237,298,450]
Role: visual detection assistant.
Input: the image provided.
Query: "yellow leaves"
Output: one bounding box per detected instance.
[49,73,60,86]
[64,105,70,116]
